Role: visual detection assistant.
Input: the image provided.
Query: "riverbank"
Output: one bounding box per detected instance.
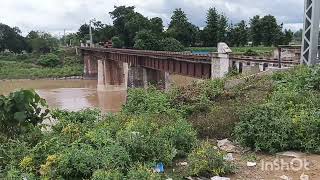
[0,48,83,80]
[0,60,83,79]
[2,65,320,179]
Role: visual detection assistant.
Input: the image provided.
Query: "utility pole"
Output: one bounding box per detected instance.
[301,0,320,65]
[63,29,66,46]
[89,20,93,47]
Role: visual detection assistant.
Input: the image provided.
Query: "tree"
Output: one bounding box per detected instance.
[110,6,150,47]
[0,23,30,53]
[167,8,198,46]
[217,14,228,43]
[26,31,59,53]
[249,15,287,46]
[149,17,163,34]
[77,24,90,41]
[133,30,160,50]
[249,15,263,46]
[227,20,249,47]
[202,8,227,47]
[260,15,283,46]
[111,36,124,48]
[159,38,184,52]
[293,29,303,43]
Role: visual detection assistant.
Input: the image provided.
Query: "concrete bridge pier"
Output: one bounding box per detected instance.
[128,66,148,88]
[128,66,172,90]
[97,60,128,92]
[83,54,98,78]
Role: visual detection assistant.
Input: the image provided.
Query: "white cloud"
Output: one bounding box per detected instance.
[0,0,305,36]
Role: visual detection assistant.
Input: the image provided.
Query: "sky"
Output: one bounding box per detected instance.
[0,0,304,37]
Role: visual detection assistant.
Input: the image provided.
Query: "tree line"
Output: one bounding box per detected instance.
[0,23,59,53]
[71,6,294,51]
[1,6,296,53]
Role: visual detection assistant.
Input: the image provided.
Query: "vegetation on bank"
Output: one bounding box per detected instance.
[0,48,83,79]
[186,46,275,56]
[2,65,320,178]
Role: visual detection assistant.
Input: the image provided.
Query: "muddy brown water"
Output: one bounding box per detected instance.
[0,79,127,112]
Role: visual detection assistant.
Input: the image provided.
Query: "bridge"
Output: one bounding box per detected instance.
[79,43,299,91]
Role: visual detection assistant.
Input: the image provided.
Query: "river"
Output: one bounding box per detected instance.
[0,79,127,112]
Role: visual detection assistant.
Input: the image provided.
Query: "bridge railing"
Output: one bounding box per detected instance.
[79,47,215,63]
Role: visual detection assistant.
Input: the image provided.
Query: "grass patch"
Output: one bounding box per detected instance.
[0,49,83,79]
[0,61,83,79]
[186,46,275,56]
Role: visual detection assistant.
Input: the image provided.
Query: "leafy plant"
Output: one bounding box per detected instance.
[126,164,161,180]
[0,89,49,138]
[37,53,61,67]
[243,49,259,56]
[92,169,124,180]
[188,141,235,177]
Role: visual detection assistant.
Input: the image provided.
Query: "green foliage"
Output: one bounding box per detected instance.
[0,60,83,79]
[249,15,292,46]
[92,169,124,180]
[26,31,59,53]
[201,8,228,47]
[235,65,320,153]
[111,36,124,48]
[0,90,48,138]
[123,87,171,115]
[188,142,235,177]
[134,30,161,50]
[126,165,161,180]
[0,23,30,53]
[169,80,225,115]
[227,20,249,47]
[167,8,199,46]
[37,53,60,67]
[159,38,185,52]
[243,49,259,56]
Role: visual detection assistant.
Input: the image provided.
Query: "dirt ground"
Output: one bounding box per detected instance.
[169,152,320,180]
[230,152,320,180]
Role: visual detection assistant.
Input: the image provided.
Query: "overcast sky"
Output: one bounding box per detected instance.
[0,0,304,37]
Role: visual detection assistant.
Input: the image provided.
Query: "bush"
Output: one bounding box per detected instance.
[188,142,235,177]
[0,90,49,138]
[37,53,60,67]
[159,38,184,52]
[126,165,161,180]
[234,104,293,153]
[169,80,225,115]
[115,116,176,165]
[112,36,124,48]
[235,65,320,153]
[123,87,172,115]
[134,30,161,51]
[243,49,259,56]
[92,169,124,180]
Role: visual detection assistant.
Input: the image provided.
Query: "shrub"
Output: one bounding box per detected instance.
[157,113,197,157]
[0,90,49,138]
[112,36,124,48]
[56,143,99,178]
[169,80,225,115]
[37,53,60,67]
[243,49,259,56]
[126,165,161,180]
[134,30,161,51]
[159,38,184,52]
[188,142,235,177]
[123,87,172,115]
[92,169,124,180]
[115,116,176,165]
[234,104,293,153]
[235,65,320,153]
